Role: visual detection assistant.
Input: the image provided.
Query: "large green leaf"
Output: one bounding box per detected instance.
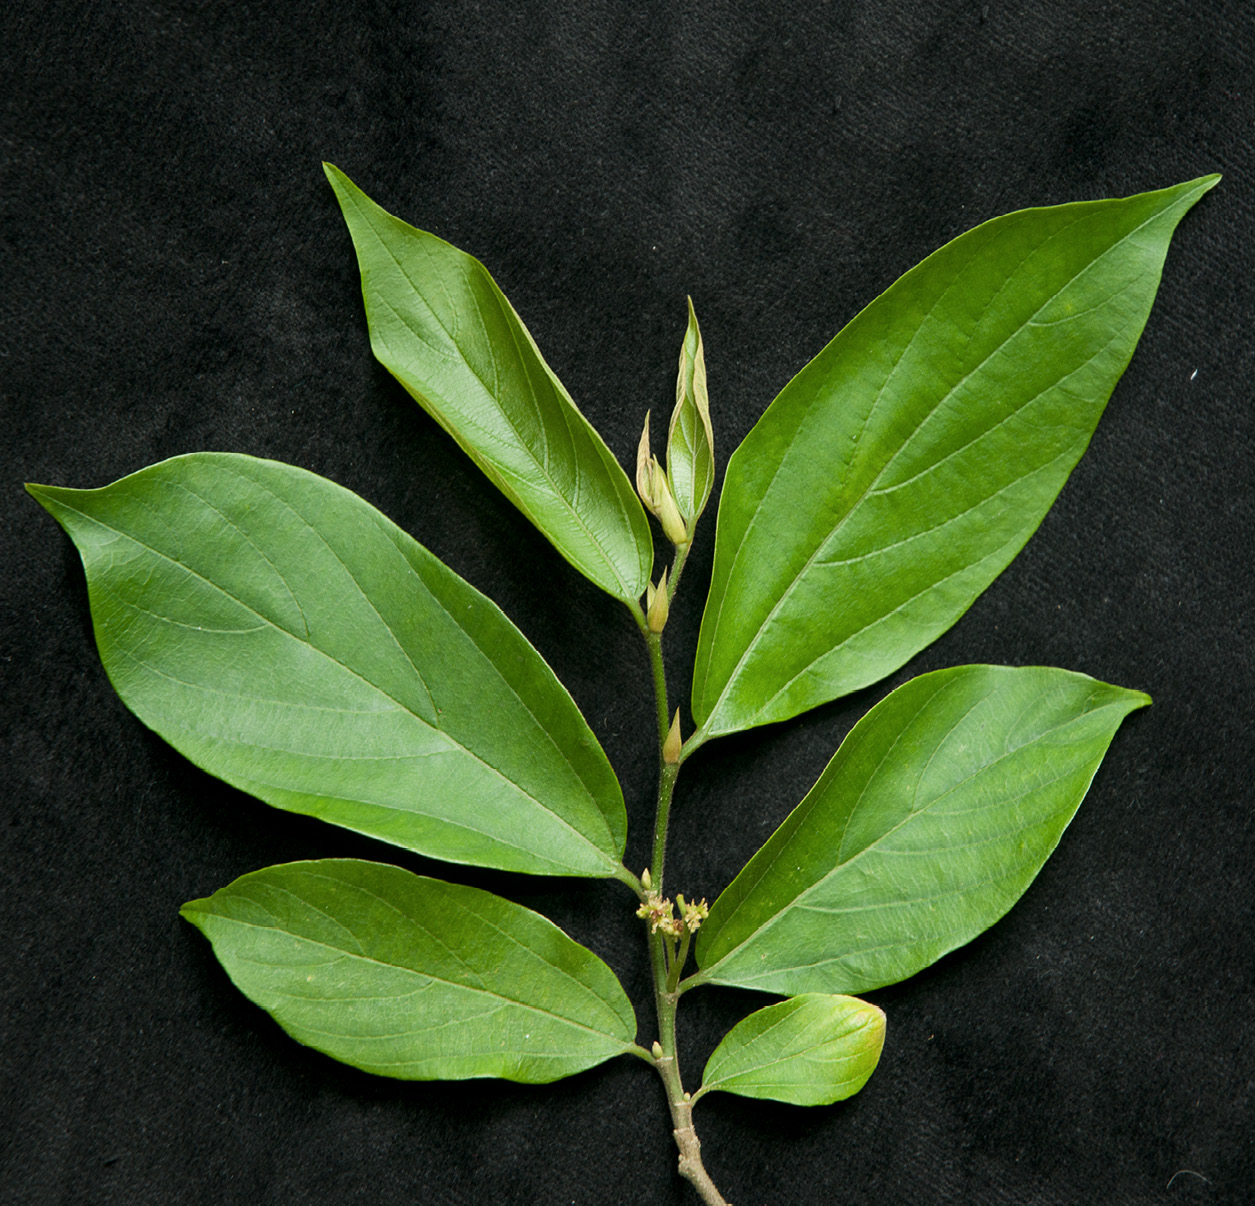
[182,860,637,1082]
[692,177,1217,738]
[28,453,626,878]
[693,666,1149,996]
[698,994,884,1107]
[325,163,653,603]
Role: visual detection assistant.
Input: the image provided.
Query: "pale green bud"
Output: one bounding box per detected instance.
[663,709,683,764]
[667,298,715,526]
[647,567,670,632]
[636,410,691,547]
[650,458,690,546]
[636,410,654,505]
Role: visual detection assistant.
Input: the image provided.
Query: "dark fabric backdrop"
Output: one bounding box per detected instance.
[3,2,1252,1203]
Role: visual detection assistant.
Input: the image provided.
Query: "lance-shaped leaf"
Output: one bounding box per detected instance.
[693,666,1150,996]
[181,861,637,1082]
[692,177,1217,738]
[28,453,627,878]
[325,163,653,603]
[667,298,714,526]
[698,994,885,1107]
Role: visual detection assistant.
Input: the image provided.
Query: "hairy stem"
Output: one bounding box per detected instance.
[646,630,671,750]
[651,759,680,893]
[634,557,731,1206]
[666,540,692,604]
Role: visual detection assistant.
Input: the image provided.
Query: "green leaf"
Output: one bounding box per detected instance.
[324,163,653,603]
[667,298,714,527]
[181,860,637,1082]
[28,453,627,878]
[694,665,1150,995]
[692,177,1217,738]
[699,994,885,1107]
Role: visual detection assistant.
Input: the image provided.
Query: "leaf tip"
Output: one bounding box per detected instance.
[178,899,211,929]
[1169,172,1221,211]
[322,162,362,210]
[1109,683,1152,713]
[25,480,71,522]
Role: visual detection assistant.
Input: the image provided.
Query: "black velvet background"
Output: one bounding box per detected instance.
[3,2,1252,1203]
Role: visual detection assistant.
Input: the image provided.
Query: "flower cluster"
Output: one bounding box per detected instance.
[678,893,710,933]
[636,891,709,937]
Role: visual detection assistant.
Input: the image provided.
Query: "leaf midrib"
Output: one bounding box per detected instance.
[204,917,632,1045]
[190,888,630,1043]
[709,1024,876,1087]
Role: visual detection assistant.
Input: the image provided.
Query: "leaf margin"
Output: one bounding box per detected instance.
[180,858,639,1083]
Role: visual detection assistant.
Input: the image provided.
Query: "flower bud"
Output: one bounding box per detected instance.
[663,709,683,764]
[651,459,690,546]
[647,568,670,632]
[636,411,691,547]
[636,411,654,505]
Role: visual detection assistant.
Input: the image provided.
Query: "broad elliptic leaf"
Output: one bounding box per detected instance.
[667,297,715,525]
[692,177,1217,738]
[699,994,885,1107]
[694,665,1150,995]
[181,860,637,1082]
[325,163,653,603]
[28,453,627,878]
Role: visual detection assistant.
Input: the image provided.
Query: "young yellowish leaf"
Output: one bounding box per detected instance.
[699,994,885,1107]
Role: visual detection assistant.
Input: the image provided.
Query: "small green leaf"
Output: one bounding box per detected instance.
[692,177,1217,737]
[324,163,653,603]
[667,298,714,527]
[181,860,637,1082]
[699,994,885,1107]
[28,453,626,878]
[695,665,1150,995]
